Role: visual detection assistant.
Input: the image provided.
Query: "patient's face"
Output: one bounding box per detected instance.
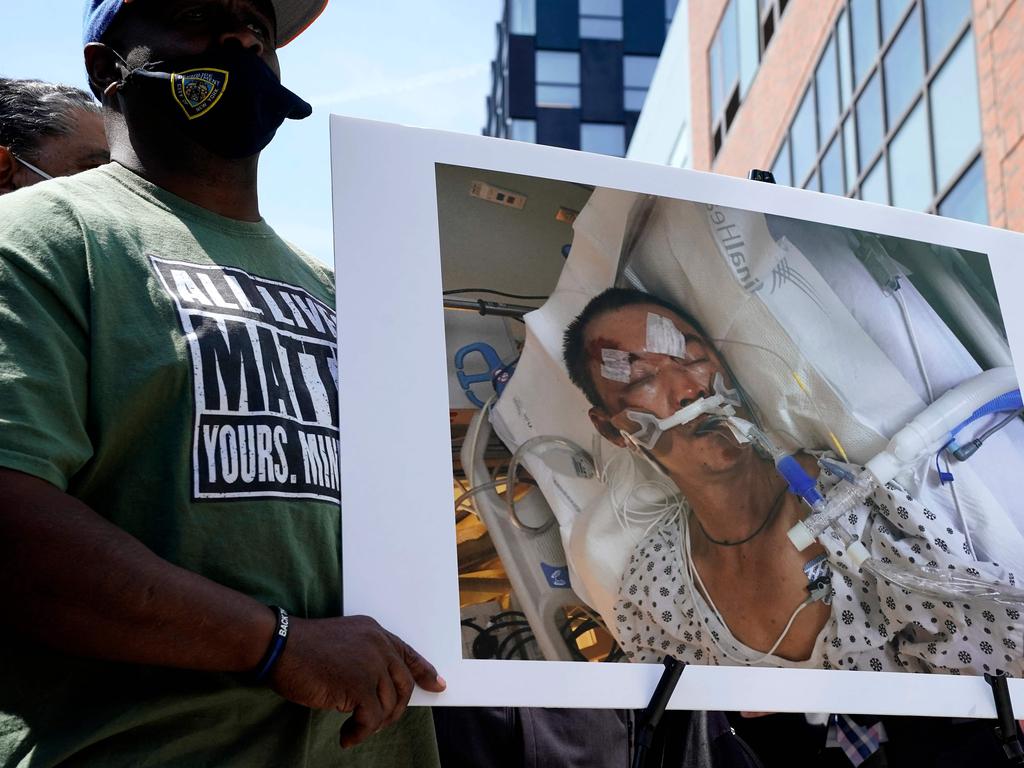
[585,303,753,475]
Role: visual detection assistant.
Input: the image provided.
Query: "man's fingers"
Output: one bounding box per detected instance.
[388,632,445,692]
[339,703,384,749]
[376,671,400,727]
[383,660,415,727]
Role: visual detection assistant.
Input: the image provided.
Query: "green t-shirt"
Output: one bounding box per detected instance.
[0,164,437,767]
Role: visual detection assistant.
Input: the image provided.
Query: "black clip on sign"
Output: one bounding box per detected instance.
[747,169,776,184]
[985,671,1024,764]
[632,656,687,768]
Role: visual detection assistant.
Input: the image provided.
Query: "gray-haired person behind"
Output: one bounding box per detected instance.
[0,77,109,193]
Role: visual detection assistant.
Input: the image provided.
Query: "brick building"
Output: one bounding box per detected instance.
[630,0,1020,231]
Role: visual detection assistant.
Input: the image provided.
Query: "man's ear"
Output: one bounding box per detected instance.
[589,406,627,448]
[0,147,17,194]
[84,43,126,105]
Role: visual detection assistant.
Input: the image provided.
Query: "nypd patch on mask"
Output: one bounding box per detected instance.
[171,68,229,120]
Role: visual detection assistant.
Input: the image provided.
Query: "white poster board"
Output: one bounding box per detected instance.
[330,115,1024,717]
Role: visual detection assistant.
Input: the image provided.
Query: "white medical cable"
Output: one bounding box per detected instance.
[678,508,813,666]
[464,396,497,518]
[939,452,975,559]
[892,280,935,403]
[602,450,682,544]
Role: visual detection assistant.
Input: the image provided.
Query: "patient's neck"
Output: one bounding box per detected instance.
[676,455,793,552]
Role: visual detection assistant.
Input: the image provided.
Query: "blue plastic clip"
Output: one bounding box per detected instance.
[454,342,506,408]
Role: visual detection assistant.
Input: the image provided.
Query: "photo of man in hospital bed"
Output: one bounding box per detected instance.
[560,285,1023,677]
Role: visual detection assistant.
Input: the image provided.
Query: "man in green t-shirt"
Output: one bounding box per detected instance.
[0,1,445,766]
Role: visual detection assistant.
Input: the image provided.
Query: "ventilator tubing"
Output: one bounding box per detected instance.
[826,518,1024,609]
[787,367,1022,552]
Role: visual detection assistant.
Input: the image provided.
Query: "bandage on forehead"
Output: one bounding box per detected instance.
[644,312,689,358]
[600,348,632,383]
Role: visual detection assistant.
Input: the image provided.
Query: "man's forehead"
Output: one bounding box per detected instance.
[586,305,700,351]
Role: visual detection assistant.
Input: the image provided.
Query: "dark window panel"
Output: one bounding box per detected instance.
[581,39,625,121]
[624,110,641,147]
[623,0,665,54]
[855,70,884,173]
[924,0,971,68]
[930,32,982,191]
[850,0,879,86]
[508,35,537,118]
[536,107,582,149]
[882,6,923,126]
[537,0,580,50]
[938,155,987,224]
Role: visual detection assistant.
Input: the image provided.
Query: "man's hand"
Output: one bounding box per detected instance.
[269,615,446,748]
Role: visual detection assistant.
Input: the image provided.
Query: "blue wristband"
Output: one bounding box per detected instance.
[252,605,290,683]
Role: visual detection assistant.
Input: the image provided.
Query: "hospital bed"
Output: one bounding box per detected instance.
[460,188,1024,660]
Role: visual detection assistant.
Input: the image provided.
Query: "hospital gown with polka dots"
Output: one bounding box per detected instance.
[611,465,1024,676]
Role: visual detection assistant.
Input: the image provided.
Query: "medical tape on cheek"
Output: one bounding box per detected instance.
[712,372,743,408]
[600,348,632,383]
[644,313,688,359]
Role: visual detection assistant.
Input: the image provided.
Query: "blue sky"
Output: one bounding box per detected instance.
[3,0,504,264]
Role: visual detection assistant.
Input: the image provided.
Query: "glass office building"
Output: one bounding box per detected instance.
[485,0,679,156]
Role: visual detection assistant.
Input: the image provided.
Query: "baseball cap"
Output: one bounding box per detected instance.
[83,0,328,48]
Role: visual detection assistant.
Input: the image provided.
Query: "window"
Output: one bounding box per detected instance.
[861,158,889,204]
[888,99,931,211]
[930,31,980,190]
[509,0,536,35]
[581,123,626,155]
[923,0,971,66]
[938,156,987,224]
[880,0,912,40]
[882,6,923,124]
[709,0,775,159]
[821,136,845,196]
[772,138,792,186]
[759,0,789,52]
[510,119,536,143]
[816,36,841,135]
[624,55,658,112]
[768,0,984,224]
[850,0,879,85]
[855,71,884,172]
[580,0,622,40]
[790,86,817,184]
[535,51,580,108]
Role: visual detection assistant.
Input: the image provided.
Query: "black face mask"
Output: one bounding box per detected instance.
[120,46,312,159]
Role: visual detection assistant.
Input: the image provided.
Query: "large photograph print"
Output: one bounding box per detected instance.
[332,116,1024,715]
[440,164,1024,681]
